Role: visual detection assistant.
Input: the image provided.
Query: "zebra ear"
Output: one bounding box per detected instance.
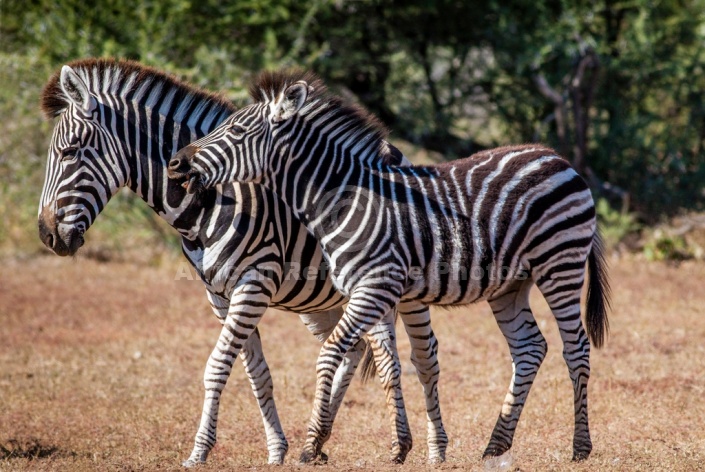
[272,81,310,123]
[60,65,97,114]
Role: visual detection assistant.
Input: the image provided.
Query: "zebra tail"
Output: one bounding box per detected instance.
[586,229,611,348]
[359,342,377,384]
[359,309,400,383]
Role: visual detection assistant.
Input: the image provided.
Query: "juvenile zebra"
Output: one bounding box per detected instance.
[168,70,611,463]
[37,59,446,466]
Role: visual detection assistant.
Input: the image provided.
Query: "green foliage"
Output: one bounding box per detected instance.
[1,0,703,258]
[643,231,693,262]
[0,53,54,255]
[595,198,640,249]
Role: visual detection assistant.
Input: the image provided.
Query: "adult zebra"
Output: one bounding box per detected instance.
[37,59,447,466]
[168,70,611,463]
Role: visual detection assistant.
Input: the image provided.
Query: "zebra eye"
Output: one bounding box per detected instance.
[229,124,246,138]
[60,147,79,162]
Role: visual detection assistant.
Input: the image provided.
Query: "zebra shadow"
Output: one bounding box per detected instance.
[0,438,77,461]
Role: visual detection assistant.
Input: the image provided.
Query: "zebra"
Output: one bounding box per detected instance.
[37,59,447,466]
[167,69,611,463]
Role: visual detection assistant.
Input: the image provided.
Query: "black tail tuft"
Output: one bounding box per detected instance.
[358,309,400,384]
[359,342,377,384]
[586,230,611,348]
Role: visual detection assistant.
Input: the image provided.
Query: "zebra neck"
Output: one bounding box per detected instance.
[274,102,400,218]
[118,106,220,241]
[270,146,389,236]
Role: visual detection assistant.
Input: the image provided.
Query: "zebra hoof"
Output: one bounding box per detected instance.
[267,443,288,465]
[267,455,286,465]
[572,437,592,462]
[427,453,446,464]
[299,448,327,465]
[427,431,448,464]
[182,458,205,468]
[482,443,510,459]
[182,448,209,468]
[390,438,412,464]
[390,448,409,464]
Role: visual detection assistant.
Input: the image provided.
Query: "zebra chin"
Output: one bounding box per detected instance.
[166,168,205,194]
[167,146,211,194]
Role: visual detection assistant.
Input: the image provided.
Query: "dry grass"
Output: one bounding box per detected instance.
[1,255,704,471]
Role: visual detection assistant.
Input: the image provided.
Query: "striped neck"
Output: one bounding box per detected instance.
[269,103,390,227]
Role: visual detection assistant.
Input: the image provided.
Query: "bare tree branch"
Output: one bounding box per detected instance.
[533,73,568,155]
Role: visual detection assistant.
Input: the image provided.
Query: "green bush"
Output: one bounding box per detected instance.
[2,0,704,259]
[0,54,54,255]
[643,231,693,262]
[595,198,640,249]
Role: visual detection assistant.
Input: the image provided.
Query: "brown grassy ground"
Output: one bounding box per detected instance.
[1,255,704,471]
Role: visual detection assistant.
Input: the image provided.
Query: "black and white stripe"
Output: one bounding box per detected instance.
[37,60,447,466]
[169,70,610,463]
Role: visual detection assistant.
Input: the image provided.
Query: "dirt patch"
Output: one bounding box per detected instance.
[1,255,704,471]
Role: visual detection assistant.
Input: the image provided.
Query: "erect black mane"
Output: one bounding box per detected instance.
[40,57,235,119]
[249,69,390,150]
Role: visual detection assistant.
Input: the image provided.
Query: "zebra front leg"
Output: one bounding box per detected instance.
[483,281,547,460]
[398,301,447,463]
[309,338,367,465]
[302,308,403,450]
[184,280,272,467]
[299,308,365,420]
[321,309,414,463]
[300,290,404,464]
[202,290,287,465]
[328,338,365,422]
[298,308,366,462]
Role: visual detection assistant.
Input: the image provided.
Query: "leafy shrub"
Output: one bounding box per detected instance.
[595,198,640,249]
[643,231,693,262]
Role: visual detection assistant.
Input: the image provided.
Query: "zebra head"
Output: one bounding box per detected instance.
[168,71,315,193]
[38,59,239,256]
[38,65,126,256]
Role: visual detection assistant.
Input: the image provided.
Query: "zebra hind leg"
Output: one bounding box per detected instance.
[483,280,547,460]
[536,271,592,461]
[238,329,288,465]
[365,309,413,463]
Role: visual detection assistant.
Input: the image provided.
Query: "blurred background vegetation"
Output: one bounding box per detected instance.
[1,0,704,260]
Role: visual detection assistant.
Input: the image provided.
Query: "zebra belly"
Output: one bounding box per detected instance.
[402,258,521,306]
[271,265,347,314]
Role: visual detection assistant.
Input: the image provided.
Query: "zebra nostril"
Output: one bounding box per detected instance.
[168,157,182,170]
[45,233,55,249]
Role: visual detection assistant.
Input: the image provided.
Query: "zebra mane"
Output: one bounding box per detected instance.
[250,69,390,153]
[40,57,235,119]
